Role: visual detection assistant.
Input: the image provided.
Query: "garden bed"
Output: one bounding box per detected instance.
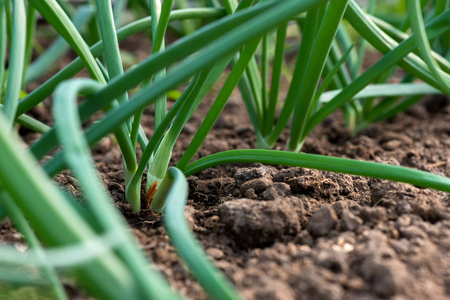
[130,94,450,300]
[1,2,449,298]
[5,90,448,300]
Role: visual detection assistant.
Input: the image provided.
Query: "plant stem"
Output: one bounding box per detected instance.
[407,0,450,94]
[264,21,288,136]
[288,0,349,151]
[2,0,26,131]
[22,3,36,88]
[28,0,105,82]
[177,38,260,170]
[37,0,329,174]
[26,5,95,84]
[0,0,6,98]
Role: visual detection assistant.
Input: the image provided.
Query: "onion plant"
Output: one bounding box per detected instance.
[0,0,449,299]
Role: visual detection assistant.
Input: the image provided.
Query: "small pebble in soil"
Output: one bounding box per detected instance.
[353,231,411,297]
[359,256,409,298]
[381,139,402,151]
[299,269,344,300]
[341,209,363,232]
[359,206,387,225]
[307,204,338,237]
[396,200,412,215]
[315,249,349,274]
[262,182,290,200]
[243,188,258,199]
[206,247,224,260]
[272,167,303,182]
[240,177,272,195]
[218,199,300,247]
[233,166,276,186]
[411,197,447,222]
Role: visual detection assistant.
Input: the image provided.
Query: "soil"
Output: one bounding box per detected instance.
[135,94,450,300]
[5,90,449,300]
[1,33,450,299]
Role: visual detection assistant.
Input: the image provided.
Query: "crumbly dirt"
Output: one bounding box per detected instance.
[7,92,449,300]
[2,39,450,299]
[98,94,450,300]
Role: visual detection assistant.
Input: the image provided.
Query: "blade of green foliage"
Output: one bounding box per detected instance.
[19,9,224,159]
[162,167,243,300]
[145,71,217,211]
[407,0,450,94]
[355,94,423,134]
[25,7,236,162]
[36,0,328,172]
[176,37,260,170]
[96,0,128,103]
[112,0,128,28]
[329,40,353,88]
[0,107,50,133]
[0,267,49,286]
[25,5,94,84]
[0,230,157,268]
[327,40,362,132]
[222,0,237,14]
[336,23,358,75]
[28,0,105,83]
[55,0,75,17]
[319,83,442,103]
[175,0,196,34]
[352,0,376,77]
[152,0,173,55]
[265,7,324,147]
[0,206,5,221]
[289,0,349,151]
[364,74,417,117]
[95,0,139,186]
[29,0,140,183]
[240,49,264,132]
[182,149,450,193]
[0,0,5,98]
[1,92,48,133]
[16,7,225,116]
[370,14,450,73]
[2,0,26,131]
[264,21,288,135]
[22,4,36,88]
[149,0,173,127]
[305,7,450,138]
[313,44,354,110]
[346,1,450,92]
[261,32,269,129]
[75,0,325,127]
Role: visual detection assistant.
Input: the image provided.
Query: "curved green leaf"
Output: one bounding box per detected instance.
[182,149,450,193]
